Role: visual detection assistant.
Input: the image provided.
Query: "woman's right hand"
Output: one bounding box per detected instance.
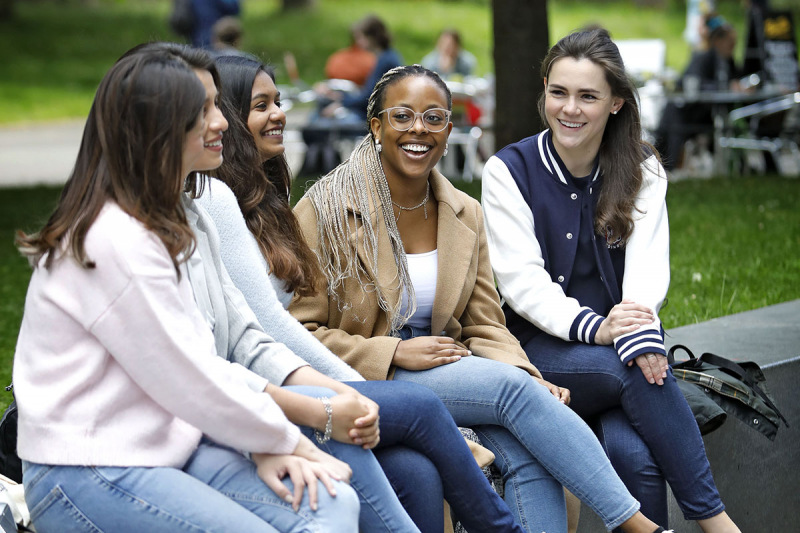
[392,336,471,370]
[252,449,348,512]
[595,299,655,345]
[293,434,352,480]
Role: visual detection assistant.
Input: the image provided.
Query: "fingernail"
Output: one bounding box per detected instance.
[284,494,294,503]
[649,378,655,384]
[311,502,317,511]
[468,350,472,355]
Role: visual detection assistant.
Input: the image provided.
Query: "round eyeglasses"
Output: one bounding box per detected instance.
[378,107,452,133]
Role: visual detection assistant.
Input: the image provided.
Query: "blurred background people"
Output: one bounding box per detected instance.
[655,14,744,171]
[421,28,477,80]
[324,22,377,87]
[210,15,247,57]
[191,0,241,49]
[301,14,403,175]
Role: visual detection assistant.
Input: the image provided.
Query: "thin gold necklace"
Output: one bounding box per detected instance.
[392,182,430,220]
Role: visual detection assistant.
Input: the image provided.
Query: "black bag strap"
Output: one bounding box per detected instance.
[667,344,698,366]
[699,351,789,427]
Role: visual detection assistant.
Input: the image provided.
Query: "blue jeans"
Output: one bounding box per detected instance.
[347,380,522,533]
[394,325,640,533]
[286,386,420,532]
[523,333,725,521]
[593,408,668,531]
[23,440,359,533]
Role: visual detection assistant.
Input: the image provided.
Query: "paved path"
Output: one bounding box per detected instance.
[0,111,311,189]
[0,120,85,187]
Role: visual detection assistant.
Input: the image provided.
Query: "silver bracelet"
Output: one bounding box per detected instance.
[315,397,333,444]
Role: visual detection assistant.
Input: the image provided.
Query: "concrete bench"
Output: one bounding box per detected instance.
[577,299,800,532]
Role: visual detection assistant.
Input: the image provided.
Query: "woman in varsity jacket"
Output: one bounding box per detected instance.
[481,28,740,533]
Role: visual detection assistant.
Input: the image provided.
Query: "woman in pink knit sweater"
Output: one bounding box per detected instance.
[12,48,360,532]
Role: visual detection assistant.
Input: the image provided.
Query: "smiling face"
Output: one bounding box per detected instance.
[183,69,228,177]
[370,75,453,185]
[544,57,623,172]
[247,71,286,163]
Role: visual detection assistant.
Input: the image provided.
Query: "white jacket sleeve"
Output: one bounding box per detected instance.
[612,156,670,361]
[482,155,599,343]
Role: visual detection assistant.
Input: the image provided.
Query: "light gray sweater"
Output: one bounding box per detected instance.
[196,178,363,382]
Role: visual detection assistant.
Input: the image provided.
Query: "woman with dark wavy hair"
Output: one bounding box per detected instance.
[196,54,523,533]
[482,27,740,533]
[13,48,359,532]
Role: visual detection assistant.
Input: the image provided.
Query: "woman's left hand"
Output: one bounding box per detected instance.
[535,377,570,405]
[628,353,669,385]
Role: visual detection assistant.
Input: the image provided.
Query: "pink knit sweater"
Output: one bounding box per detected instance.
[14,203,299,467]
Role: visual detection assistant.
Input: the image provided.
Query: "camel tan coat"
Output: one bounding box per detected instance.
[290,169,541,382]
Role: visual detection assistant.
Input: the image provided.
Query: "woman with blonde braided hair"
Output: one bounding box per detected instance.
[290,64,668,533]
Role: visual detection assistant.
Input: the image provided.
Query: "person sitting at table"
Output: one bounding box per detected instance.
[323,22,377,87]
[421,29,477,80]
[655,14,744,171]
[301,14,403,176]
[482,27,741,533]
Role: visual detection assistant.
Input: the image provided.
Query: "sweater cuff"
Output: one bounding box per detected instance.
[569,308,604,344]
[613,325,666,364]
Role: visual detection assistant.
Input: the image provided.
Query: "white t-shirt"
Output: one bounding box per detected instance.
[399,249,438,328]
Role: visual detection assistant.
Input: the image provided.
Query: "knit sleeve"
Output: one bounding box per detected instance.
[197,179,364,382]
[86,209,300,455]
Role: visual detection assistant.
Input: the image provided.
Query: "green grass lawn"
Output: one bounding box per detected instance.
[2,176,798,412]
[3,0,799,124]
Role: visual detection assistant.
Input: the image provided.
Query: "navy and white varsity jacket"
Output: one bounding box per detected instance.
[481,130,670,364]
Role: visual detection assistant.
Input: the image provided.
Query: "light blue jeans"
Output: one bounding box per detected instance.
[23,440,359,533]
[394,325,641,533]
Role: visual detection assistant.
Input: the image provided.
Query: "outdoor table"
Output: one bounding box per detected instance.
[665,88,787,175]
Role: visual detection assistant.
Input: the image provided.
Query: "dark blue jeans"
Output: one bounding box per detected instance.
[347,380,522,533]
[523,333,725,521]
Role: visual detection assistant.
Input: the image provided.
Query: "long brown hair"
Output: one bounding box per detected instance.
[17,50,205,272]
[210,55,320,297]
[539,27,661,244]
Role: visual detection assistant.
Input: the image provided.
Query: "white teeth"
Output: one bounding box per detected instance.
[402,144,430,153]
[559,120,583,128]
[265,129,283,136]
[204,140,222,147]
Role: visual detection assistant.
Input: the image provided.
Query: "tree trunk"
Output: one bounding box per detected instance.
[491,0,549,151]
[282,0,316,11]
[0,0,14,21]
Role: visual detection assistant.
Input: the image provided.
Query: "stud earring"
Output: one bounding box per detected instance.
[375,140,382,153]
[443,143,449,157]
[611,110,618,115]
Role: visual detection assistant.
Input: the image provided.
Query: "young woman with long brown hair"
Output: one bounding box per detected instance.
[13,48,359,532]
[482,27,741,533]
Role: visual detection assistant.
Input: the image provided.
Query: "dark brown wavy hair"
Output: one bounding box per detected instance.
[16,49,205,273]
[210,55,321,296]
[539,27,661,244]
